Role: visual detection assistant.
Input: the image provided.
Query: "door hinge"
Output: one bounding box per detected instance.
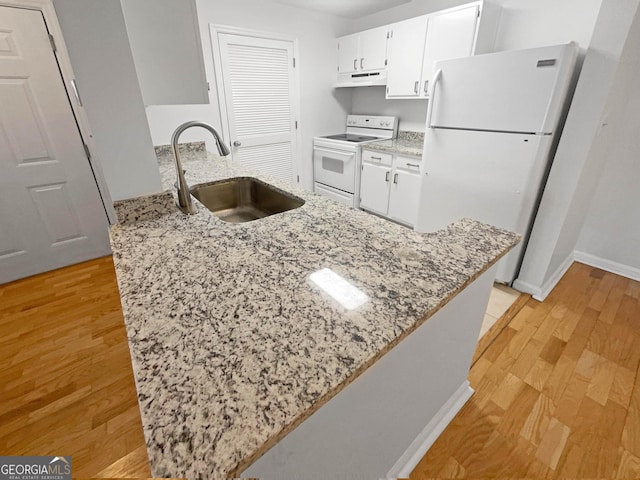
[293,57,296,68]
[82,143,91,160]
[48,34,57,53]
[207,82,211,91]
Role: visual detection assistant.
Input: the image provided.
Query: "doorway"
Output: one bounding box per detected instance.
[210,26,301,184]
[0,3,111,284]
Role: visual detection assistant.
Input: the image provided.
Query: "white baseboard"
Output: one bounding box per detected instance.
[513,252,574,302]
[535,252,575,301]
[385,381,474,480]
[574,251,640,282]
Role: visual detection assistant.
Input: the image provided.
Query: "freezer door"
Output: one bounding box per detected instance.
[415,129,553,283]
[429,43,578,134]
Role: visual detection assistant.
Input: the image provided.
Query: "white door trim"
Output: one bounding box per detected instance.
[209,24,302,185]
[0,0,116,224]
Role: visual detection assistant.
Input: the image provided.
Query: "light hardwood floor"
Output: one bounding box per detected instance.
[411,261,640,479]
[0,257,151,479]
[2,258,639,479]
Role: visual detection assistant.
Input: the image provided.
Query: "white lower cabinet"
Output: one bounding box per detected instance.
[360,149,422,227]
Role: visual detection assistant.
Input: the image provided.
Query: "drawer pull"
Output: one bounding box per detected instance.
[370,155,382,160]
[406,163,420,168]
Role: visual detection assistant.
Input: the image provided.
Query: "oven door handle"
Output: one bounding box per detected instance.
[314,147,356,161]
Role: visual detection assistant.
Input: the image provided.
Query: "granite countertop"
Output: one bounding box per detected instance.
[109,144,518,479]
[365,131,425,157]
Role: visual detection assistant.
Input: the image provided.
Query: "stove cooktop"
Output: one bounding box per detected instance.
[322,133,381,143]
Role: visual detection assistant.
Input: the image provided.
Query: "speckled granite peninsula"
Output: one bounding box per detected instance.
[109,143,519,479]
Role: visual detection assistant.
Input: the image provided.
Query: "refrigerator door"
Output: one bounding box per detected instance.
[429,43,578,134]
[415,128,553,283]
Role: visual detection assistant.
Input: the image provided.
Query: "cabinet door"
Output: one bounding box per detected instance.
[388,164,422,227]
[360,163,391,215]
[358,26,388,72]
[420,5,479,97]
[337,34,360,74]
[385,16,428,98]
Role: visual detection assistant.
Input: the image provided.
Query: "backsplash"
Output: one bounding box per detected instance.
[397,131,424,142]
[154,141,206,159]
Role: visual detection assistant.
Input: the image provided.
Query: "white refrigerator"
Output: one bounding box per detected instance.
[414,42,579,284]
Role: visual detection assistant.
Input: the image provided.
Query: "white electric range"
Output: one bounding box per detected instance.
[313,115,398,207]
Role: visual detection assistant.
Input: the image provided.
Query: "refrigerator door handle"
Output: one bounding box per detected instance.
[425,68,443,129]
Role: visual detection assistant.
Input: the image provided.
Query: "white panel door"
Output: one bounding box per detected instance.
[218,33,298,183]
[0,6,110,284]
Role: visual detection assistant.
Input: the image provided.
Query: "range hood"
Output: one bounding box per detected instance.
[334,70,387,88]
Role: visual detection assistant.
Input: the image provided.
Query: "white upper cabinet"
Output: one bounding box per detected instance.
[386,1,500,99]
[337,34,360,74]
[420,5,480,95]
[337,26,389,74]
[385,16,428,98]
[121,0,208,105]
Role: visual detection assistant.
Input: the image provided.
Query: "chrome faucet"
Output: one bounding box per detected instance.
[171,121,231,214]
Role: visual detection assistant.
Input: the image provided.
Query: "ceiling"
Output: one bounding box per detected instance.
[270,0,413,19]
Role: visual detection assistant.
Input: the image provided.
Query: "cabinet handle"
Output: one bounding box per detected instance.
[370,155,382,160]
[423,80,429,93]
[414,81,419,94]
[385,171,390,182]
[393,173,398,184]
[354,59,358,70]
[406,163,420,168]
[360,58,364,69]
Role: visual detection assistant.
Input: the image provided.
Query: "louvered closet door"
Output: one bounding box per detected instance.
[218,34,297,183]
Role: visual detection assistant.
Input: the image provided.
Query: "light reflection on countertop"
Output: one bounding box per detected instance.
[109,143,519,479]
[309,268,369,311]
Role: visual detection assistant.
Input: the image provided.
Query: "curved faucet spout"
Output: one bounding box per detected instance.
[171,121,230,214]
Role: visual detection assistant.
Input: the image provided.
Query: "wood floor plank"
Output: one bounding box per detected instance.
[535,417,570,470]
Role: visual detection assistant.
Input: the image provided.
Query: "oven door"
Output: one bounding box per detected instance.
[313,146,356,194]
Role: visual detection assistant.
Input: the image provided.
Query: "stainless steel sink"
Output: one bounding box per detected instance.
[190,177,305,223]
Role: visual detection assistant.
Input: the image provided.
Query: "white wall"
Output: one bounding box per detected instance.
[52,0,163,201]
[121,0,209,106]
[143,0,353,191]
[514,0,640,297]
[349,0,602,132]
[574,7,640,276]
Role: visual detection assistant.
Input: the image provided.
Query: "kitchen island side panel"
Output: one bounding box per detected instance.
[242,265,495,480]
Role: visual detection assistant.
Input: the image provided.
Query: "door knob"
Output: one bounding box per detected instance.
[233,140,242,147]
